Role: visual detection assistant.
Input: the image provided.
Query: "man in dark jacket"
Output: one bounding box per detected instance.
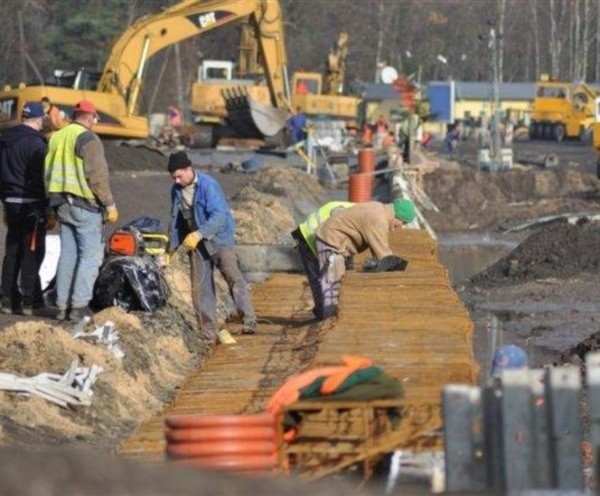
[167,151,257,341]
[0,102,50,315]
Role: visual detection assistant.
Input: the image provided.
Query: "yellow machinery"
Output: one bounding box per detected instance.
[291,71,358,119]
[292,33,359,124]
[529,78,597,141]
[0,0,291,141]
[189,30,360,146]
[592,97,600,161]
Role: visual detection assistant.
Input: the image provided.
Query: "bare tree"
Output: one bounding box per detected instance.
[596,0,600,80]
[549,0,561,77]
[497,0,506,82]
[574,0,581,79]
[374,0,386,82]
[582,0,590,80]
[530,0,540,79]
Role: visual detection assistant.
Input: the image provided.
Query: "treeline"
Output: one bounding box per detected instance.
[1,0,599,112]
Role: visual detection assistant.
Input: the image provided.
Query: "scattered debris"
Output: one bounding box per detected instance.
[73,320,125,359]
[0,361,103,408]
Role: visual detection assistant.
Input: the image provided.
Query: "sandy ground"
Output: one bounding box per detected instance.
[0,137,600,492]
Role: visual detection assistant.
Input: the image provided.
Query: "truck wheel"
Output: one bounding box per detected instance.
[529,124,537,140]
[580,126,592,144]
[554,124,565,142]
[543,124,553,140]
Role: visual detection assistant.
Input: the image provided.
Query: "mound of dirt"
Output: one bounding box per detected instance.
[241,164,330,223]
[231,164,329,244]
[559,331,600,366]
[0,302,203,448]
[423,166,600,232]
[105,144,167,171]
[469,219,600,287]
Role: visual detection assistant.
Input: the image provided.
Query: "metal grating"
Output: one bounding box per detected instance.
[119,228,478,469]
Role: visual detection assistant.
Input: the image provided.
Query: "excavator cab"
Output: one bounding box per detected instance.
[46,69,102,90]
[292,72,322,95]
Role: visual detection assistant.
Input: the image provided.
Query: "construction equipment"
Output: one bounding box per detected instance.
[0,0,291,141]
[529,77,597,141]
[592,96,600,166]
[189,30,360,147]
[291,32,359,124]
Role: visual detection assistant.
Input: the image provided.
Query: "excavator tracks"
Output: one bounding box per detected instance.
[119,229,478,473]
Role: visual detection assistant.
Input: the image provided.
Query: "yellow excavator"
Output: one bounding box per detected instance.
[0,0,291,140]
[190,30,359,145]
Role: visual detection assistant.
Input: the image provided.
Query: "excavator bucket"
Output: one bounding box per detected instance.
[223,87,289,139]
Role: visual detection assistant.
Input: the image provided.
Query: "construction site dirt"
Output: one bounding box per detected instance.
[1,137,600,493]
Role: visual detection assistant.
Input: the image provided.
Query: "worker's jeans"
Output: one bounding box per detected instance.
[190,244,255,340]
[291,228,321,316]
[0,201,46,307]
[315,238,346,320]
[56,203,104,310]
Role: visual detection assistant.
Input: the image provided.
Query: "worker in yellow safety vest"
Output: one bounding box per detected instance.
[291,201,354,319]
[44,99,119,322]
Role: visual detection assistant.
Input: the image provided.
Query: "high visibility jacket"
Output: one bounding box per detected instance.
[44,124,95,200]
[298,201,353,255]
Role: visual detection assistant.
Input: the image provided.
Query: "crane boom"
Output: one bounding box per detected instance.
[0,0,290,140]
[98,0,289,116]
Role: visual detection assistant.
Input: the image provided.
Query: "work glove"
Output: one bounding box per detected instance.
[182,231,202,251]
[46,209,58,230]
[376,255,408,272]
[105,205,119,224]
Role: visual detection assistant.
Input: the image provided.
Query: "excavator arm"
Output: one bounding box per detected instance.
[98,0,290,116]
[0,0,290,140]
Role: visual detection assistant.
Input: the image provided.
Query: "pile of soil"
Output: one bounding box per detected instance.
[559,331,600,365]
[104,144,167,171]
[0,302,202,448]
[232,164,328,244]
[468,219,600,288]
[422,165,600,232]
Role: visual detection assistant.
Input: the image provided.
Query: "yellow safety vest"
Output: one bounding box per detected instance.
[299,201,353,255]
[45,123,95,200]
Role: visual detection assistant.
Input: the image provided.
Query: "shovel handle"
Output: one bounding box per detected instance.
[189,250,204,330]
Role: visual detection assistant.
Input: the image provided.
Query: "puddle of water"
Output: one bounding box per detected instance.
[438,234,517,285]
[438,235,565,383]
[438,235,519,383]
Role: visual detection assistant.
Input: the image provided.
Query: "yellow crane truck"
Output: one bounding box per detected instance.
[0,0,291,141]
[529,78,597,142]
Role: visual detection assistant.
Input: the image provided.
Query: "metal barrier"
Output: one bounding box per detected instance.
[442,353,600,493]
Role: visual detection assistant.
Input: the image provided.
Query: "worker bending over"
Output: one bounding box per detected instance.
[291,201,353,319]
[313,199,416,320]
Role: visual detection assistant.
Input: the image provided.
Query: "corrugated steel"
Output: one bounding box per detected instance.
[119,228,477,466]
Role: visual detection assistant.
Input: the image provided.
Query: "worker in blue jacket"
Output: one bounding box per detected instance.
[167,151,257,340]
